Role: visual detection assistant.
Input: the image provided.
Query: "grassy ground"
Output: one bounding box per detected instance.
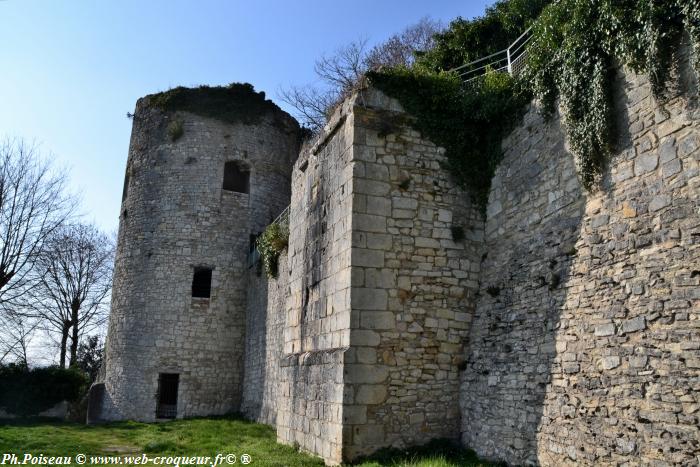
[0,416,494,467]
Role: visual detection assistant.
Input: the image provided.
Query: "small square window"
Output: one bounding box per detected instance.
[223,161,250,193]
[192,267,212,298]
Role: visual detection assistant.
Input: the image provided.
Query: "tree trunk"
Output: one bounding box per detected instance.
[59,323,69,368]
[69,301,80,367]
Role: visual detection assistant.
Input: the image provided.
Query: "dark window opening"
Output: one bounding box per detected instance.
[156,373,179,419]
[222,161,250,194]
[122,171,130,202]
[192,267,212,298]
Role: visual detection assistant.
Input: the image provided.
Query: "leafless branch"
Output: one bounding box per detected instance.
[278,18,443,133]
[0,138,76,314]
[28,222,114,368]
[0,312,39,365]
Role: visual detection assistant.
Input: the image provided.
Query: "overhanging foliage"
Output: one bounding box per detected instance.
[256,222,289,279]
[369,0,699,207]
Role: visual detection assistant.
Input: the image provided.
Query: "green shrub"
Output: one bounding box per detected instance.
[371,0,698,204]
[166,118,184,141]
[417,0,551,71]
[256,222,289,279]
[0,364,89,417]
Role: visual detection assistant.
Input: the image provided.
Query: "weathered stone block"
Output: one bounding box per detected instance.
[648,194,671,212]
[351,330,381,346]
[634,152,658,175]
[355,385,387,404]
[601,356,621,370]
[352,288,388,310]
[355,214,387,233]
[360,311,395,330]
[621,316,646,334]
[594,323,615,337]
[345,365,388,384]
[353,248,385,268]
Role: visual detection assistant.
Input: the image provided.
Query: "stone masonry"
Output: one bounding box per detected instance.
[94,92,300,422]
[95,44,698,466]
[462,50,699,465]
[238,89,479,463]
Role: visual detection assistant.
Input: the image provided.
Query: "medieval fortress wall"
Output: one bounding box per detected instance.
[95,52,698,465]
[463,53,700,466]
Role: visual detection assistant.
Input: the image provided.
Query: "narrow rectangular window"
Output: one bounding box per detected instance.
[192,267,212,298]
[156,373,179,419]
[122,171,130,202]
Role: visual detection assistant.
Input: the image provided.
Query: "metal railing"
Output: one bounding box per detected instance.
[272,205,290,227]
[450,27,533,83]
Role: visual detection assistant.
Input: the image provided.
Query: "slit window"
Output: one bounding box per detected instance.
[156,373,179,419]
[222,161,250,194]
[191,267,212,298]
[122,170,130,202]
[249,234,258,253]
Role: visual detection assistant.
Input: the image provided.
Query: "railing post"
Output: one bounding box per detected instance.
[507,47,512,74]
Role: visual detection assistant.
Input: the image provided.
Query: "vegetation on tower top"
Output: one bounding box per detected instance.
[145,82,295,129]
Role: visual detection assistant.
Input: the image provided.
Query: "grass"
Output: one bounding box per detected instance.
[0,416,495,467]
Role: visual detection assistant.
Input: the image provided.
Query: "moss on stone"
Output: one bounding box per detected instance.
[145,82,292,129]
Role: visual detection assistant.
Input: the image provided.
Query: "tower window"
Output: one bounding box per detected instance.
[122,170,130,202]
[192,267,212,298]
[222,161,250,194]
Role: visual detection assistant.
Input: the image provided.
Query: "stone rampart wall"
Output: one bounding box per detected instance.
[241,252,288,425]
[461,52,700,465]
[342,91,483,459]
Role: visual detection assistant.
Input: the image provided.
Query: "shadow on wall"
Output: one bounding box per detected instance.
[241,266,270,423]
[460,104,585,465]
[462,47,700,465]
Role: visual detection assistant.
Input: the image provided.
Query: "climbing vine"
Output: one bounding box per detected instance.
[525,0,700,188]
[368,68,529,210]
[367,0,546,211]
[256,221,289,279]
[370,0,699,201]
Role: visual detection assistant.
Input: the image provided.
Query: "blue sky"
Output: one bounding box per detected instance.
[1,0,492,233]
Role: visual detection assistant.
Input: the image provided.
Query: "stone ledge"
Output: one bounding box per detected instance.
[280,347,350,367]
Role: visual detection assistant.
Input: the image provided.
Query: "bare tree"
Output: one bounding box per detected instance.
[365,17,441,70]
[0,312,39,365]
[279,17,442,132]
[0,139,75,312]
[277,85,342,132]
[30,223,113,368]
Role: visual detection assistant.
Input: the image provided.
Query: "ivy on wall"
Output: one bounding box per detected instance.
[256,222,289,279]
[525,0,700,188]
[368,68,529,211]
[368,0,699,208]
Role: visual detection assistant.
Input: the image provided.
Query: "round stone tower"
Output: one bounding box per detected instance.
[94,84,300,422]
